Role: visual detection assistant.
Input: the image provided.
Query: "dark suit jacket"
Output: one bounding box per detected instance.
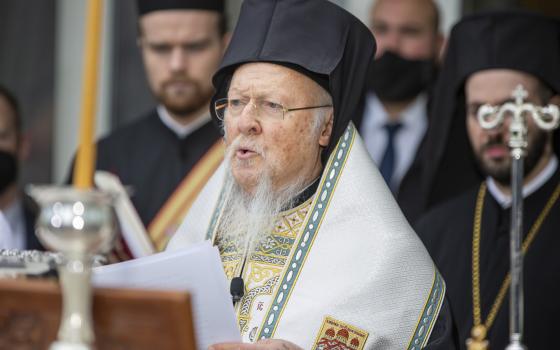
[353,104,428,226]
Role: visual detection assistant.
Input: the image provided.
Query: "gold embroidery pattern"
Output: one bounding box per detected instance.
[313,316,369,350]
[249,264,282,284]
[219,236,243,280]
[216,199,312,337]
[238,276,279,332]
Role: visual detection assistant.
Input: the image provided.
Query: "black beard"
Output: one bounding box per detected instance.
[475,130,548,186]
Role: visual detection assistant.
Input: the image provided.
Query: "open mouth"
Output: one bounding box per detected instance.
[236,147,258,159]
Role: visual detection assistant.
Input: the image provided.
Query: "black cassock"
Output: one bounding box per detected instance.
[95,109,221,227]
[416,167,560,350]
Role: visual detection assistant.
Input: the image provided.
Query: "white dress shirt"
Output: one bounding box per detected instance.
[487,155,558,209]
[0,198,25,250]
[157,105,212,139]
[360,93,428,191]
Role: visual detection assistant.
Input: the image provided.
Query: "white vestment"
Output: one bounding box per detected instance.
[168,123,444,349]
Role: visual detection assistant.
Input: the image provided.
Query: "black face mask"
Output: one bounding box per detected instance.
[0,150,17,194]
[368,51,437,102]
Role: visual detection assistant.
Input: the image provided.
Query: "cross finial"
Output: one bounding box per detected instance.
[512,84,528,105]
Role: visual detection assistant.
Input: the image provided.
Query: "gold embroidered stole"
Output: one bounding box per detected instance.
[147,141,224,251]
[217,198,313,341]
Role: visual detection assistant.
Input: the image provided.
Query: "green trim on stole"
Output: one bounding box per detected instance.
[257,124,356,339]
[406,269,446,349]
[204,123,445,346]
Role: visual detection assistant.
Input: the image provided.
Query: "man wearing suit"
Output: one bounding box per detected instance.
[355,0,443,223]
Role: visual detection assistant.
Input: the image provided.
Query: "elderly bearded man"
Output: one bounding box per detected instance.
[168,0,456,349]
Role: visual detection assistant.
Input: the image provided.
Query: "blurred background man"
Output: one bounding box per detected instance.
[0,85,42,250]
[84,0,229,254]
[354,0,443,224]
[416,12,560,349]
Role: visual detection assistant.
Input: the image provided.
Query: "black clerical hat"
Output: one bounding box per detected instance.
[137,0,224,16]
[210,0,376,158]
[421,11,560,209]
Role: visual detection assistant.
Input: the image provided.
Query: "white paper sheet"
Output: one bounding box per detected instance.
[92,241,241,349]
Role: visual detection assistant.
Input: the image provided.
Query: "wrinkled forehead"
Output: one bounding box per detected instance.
[371,0,437,29]
[228,62,319,101]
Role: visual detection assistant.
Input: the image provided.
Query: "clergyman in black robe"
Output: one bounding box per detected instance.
[95,110,220,229]
[416,11,560,349]
[71,0,229,255]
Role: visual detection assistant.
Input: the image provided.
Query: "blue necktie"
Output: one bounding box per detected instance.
[379,122,402,189]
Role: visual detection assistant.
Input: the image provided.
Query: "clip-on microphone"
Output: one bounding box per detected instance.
[230,276,245,305]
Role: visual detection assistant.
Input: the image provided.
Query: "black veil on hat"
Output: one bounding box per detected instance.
[209,0,376,158]
[420,11,560,210]
[137,0,224,16]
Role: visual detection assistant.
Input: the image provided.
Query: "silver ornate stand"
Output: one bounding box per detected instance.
[477,85,560,349]
[28,186,115,350]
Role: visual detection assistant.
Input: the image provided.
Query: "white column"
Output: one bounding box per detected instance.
[53,0,113,183]
[434,0,461,34]
[339,0,370,26]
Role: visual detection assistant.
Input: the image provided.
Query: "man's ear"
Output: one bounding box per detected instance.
[318,112,334,147]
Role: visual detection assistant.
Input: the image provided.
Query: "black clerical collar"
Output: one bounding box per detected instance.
[287,177,321,210]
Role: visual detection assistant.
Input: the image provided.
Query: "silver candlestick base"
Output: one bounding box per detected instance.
[28,185,116,350]
[505,334,527,350]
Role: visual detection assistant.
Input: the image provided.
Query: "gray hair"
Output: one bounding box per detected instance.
[311,87,333,136]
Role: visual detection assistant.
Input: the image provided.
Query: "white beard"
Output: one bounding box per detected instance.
[217,137,308,256]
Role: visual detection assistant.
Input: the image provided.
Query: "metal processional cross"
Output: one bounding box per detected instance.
[474,84,560,350]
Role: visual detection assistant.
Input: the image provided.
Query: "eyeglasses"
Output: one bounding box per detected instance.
[214,97,332,121]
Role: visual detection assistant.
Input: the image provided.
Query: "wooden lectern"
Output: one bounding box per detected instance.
[0,278,196,350]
